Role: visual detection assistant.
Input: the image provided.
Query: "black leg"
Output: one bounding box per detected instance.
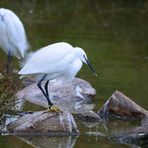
[45,80,49,97]
[45,80,53,107]
[6,50,12,73]
[37,75,53,108]
[37,74,48,98]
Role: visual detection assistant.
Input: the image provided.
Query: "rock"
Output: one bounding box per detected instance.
[97,90,148,146]
[15,78,96,113]
[98,90,148,120]
[76,111,101,122]
[6,111,79,135]
[110,118,148,146]
[79,116,102,129]
[75,110,102,128]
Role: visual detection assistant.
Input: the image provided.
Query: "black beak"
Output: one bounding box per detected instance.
[83,55,97,76]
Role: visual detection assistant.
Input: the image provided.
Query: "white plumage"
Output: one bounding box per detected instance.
[19,42,88,83]
[19,42,96,110]
[0,8,29,59]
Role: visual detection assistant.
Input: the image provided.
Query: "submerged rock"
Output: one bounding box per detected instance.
[77,111,102,128]
[110,118,148,146]
[15,78,96,113]
[7,111,79,135]
[77,111,101,122]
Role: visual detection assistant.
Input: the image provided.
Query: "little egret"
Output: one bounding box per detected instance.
[0,8,29,72]
[19,42,97,112]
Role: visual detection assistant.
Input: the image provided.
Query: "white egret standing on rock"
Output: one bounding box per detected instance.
[0,8,29,72]
[19,42,97,112]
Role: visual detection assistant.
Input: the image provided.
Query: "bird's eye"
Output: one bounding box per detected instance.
[83,55,87,60]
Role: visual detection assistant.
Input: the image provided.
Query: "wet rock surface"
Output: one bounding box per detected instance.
[98,90,148,119]
[109,117,148,146]
[2,89,148,147]
[97,90,148,146]
[76,111,101,122]
[16,78,96,114]
[6,111,79,135]
[5,78,99,136]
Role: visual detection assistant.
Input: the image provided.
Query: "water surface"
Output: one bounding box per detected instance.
[0,1,148,147]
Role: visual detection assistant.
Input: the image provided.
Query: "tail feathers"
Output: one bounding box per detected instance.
[19,51,34,68]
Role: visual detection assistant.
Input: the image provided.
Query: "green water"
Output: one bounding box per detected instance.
[0,0,148,147]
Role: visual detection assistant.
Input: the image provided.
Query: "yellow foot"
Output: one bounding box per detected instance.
[44,105,63,113]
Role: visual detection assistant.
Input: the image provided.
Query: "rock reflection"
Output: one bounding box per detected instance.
[17,135,78,148]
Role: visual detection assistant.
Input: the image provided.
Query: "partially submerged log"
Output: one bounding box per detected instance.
[98,90,148,120]
[6,111,79,135]
[15,78,96,114]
